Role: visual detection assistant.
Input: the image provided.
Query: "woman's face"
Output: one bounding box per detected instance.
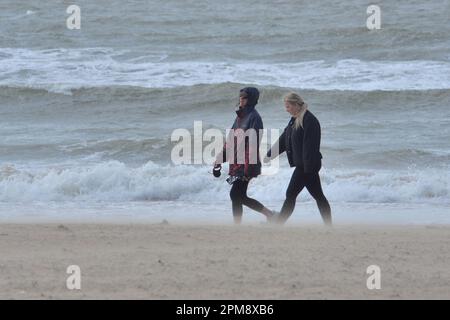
[239,93,248,107]
[284,101,298,116]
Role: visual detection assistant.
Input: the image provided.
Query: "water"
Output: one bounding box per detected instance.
[1,0,449,224]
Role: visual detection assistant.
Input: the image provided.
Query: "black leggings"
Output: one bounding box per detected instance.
[230,179,266,220]
[279,167,332,225]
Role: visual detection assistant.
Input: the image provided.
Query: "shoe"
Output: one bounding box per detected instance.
[266,211,279,224]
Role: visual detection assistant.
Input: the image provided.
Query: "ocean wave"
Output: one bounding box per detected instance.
[1,82,450,110]
[60,138,171,161]
[2,48,450,93]
[1,126,449,168]
[0,161,448,204]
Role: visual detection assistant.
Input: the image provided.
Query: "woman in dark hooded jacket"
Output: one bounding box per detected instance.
[266,92,332,226]
[214,87,274,224]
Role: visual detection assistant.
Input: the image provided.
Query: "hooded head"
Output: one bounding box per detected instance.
[239,87,259,109]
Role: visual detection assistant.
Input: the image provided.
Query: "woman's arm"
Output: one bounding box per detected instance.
[266,128,286,160]
[214,119,237,165]
[303,117,321,173]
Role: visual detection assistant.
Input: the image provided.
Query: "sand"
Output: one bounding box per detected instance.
[0,223,449,299]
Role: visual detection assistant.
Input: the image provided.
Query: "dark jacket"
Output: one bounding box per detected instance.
[267,110,322,173]
[218,87,263,177]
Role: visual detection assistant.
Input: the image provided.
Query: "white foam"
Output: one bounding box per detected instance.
[1,48,450,93]
[1,161,448,205]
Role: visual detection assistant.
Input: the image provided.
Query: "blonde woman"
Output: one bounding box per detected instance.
[266,93,332,225]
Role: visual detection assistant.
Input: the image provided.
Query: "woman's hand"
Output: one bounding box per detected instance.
[212,163,222,178]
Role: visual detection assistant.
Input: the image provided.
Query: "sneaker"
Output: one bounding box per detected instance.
[266,211,279,224]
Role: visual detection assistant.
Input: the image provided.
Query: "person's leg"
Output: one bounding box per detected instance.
[230,180,245,224]
[304,173,332,226]
[278,167,306,224]
[240,179,274,219]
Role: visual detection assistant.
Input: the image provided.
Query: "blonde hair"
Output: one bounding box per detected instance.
[284,92,308,129]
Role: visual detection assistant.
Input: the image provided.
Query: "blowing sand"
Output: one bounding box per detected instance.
[0,223,449,299]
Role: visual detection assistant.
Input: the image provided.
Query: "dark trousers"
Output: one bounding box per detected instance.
[230,179,266,222]
[279,167,332,225]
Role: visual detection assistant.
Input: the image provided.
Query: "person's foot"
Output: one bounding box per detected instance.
[261,207,274,222]
[266,211,279,224]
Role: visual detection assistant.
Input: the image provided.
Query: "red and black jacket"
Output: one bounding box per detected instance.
[218,88,263,178]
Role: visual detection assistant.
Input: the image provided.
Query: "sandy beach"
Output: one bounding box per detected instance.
[0,223,449,300]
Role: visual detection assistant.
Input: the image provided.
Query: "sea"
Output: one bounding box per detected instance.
[1,0,449,224]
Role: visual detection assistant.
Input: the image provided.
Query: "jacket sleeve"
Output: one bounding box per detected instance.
[241,113,263,175]
[247,114,263,156]
[303,117,321,173]
[248,113,263,139]
[266,128,286,159]
[215,119,236,164]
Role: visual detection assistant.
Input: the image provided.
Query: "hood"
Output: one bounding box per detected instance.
[240,87,259,108]
[236,87,259,118]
